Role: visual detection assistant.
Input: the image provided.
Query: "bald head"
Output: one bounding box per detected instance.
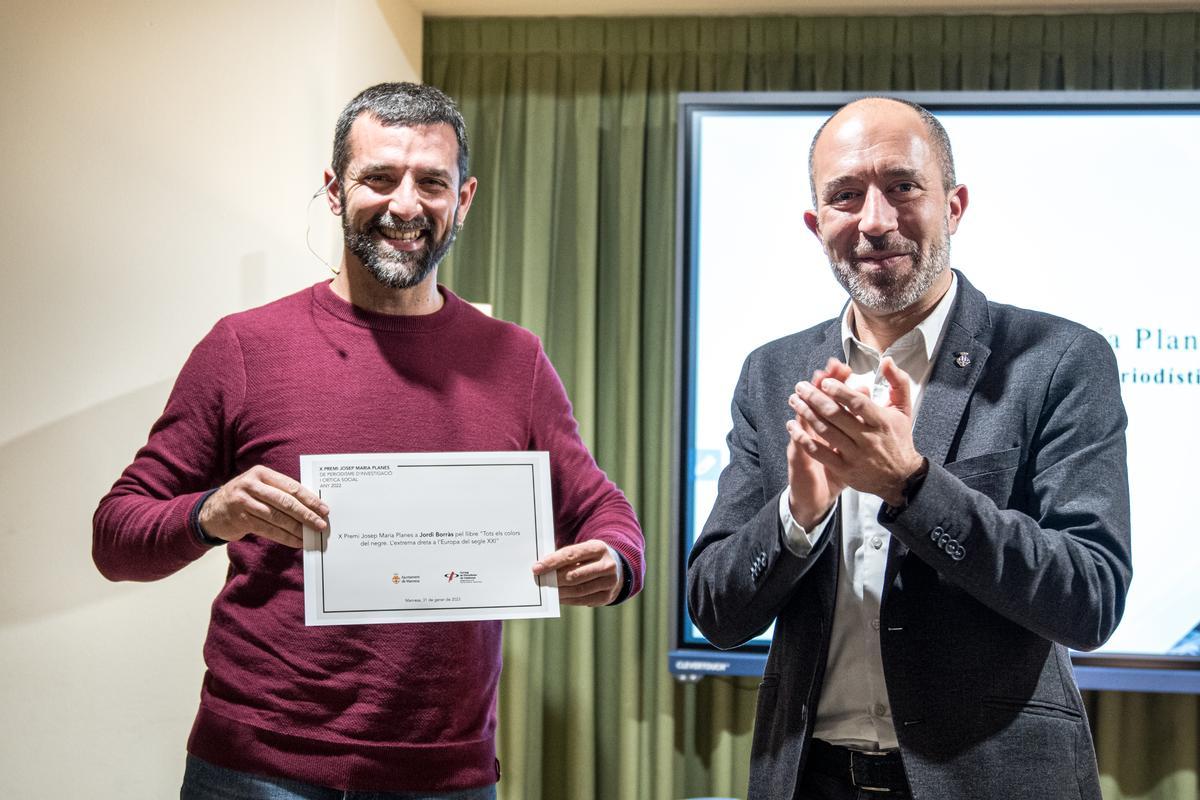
[808,98,956,206]
[801,96,969,319]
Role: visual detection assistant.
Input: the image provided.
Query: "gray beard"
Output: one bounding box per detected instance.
[342,212,458,290]
[828,227,951,314]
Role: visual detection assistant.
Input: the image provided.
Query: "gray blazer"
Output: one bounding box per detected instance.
[687,271,1131,800]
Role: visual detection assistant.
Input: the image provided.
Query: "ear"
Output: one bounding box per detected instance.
[454,176,479,227]
[803,209,821,240]
[946,183,968,235]
[324,169,342,215]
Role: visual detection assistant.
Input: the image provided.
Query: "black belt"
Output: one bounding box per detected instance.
[806,739,909,794]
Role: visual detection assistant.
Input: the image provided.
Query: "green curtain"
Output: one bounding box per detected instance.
[425,15,1200,800]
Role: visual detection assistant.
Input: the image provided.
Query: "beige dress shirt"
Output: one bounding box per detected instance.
[777,273,958,750]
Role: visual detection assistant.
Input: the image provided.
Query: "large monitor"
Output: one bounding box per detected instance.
[670,91,1200,693]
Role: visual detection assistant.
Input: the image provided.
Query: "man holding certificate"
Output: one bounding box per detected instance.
[93,82,644,799]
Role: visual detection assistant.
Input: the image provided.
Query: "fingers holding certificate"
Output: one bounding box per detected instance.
[300,451,560,626]
[533,540,622,607]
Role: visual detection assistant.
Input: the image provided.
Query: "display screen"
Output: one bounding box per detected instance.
[673,92,1200,691]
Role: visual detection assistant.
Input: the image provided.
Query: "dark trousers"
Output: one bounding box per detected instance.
[798,770,911,800]
[180,755,497,800]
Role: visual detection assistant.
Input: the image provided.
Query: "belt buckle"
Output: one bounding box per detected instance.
[849,749,892,794]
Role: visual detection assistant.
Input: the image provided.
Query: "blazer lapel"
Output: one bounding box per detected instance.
[884,272,992,590]
[911,321,990,466]
[801,317,846,384]
[788,317,846,602]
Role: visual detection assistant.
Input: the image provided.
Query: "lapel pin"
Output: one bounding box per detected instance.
[954,351,971,368]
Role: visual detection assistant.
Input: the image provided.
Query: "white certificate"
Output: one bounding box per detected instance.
[300,451,559,626]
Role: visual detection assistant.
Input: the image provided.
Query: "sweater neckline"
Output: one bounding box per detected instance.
[311,280,464,332]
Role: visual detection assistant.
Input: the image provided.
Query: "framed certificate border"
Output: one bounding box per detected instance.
[300,451,559,626]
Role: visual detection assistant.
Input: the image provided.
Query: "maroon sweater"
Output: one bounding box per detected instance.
[93,282,644,791]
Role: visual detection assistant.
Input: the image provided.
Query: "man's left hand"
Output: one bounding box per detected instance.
[792,356,924,506]
[532,540,621,606]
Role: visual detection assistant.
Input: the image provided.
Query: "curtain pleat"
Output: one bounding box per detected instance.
[425,14,1200,800]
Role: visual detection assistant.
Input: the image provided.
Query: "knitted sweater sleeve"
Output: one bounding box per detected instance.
[92,320,246,581]
[528,345,645,600]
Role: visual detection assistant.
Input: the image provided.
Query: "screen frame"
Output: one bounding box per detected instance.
[670,90,1200,694]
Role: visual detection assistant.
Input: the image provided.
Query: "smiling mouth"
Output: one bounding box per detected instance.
[377,225,425,242]
[855,252,912,267]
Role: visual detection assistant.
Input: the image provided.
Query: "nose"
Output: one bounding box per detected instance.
[858,186,898,237]
[387,179,423,220]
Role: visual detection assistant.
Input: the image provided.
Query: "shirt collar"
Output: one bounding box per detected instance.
[840,271,959,363]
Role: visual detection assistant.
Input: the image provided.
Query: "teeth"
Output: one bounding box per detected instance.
[379,227,422,241]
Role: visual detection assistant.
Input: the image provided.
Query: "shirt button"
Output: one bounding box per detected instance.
[871,536,883,550]
[873,703,888,717]
[871,619,881,631]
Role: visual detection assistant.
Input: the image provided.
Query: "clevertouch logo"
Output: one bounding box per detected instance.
[674,660,731,672]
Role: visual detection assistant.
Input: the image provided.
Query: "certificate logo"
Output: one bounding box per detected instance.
[445,570,480,584]
[392,574,400,584]
[445,570,458,582]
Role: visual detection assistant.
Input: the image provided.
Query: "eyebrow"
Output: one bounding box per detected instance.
[880,166,923,183]
[416,167,454,182]
[820,175,860,197]
[351,162,394,176]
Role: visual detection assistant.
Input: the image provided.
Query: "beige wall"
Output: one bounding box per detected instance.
[0,0,420,794]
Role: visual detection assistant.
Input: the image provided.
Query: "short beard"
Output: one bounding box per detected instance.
[342,207,458,290]
[827,223,951,314]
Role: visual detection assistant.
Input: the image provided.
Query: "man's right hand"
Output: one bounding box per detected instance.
[198,466,329,548]
[784,358,853,529]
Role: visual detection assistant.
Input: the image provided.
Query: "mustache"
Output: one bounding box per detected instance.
[373,213,432,232]
[853,234,918,258]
